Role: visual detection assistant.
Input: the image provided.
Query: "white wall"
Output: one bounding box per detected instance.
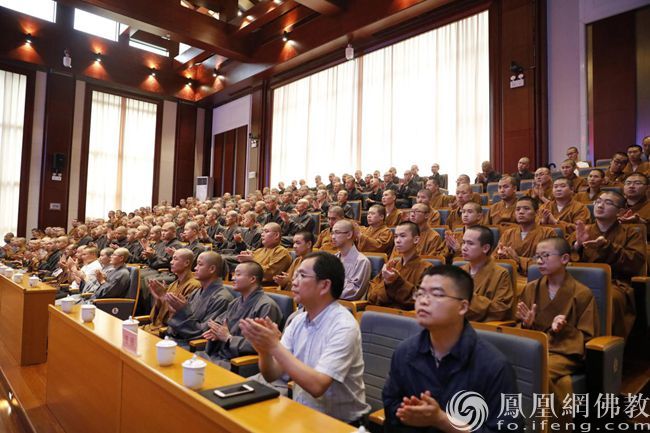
[159,100,177,204]
[26,71,47,233]
[547,0,650,165]
[67,80,86,229]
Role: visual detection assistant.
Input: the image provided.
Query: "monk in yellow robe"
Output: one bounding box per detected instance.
[574,169,605,204]
[486,176,518,229]
[356,204,394,255]
[619,172,650,241]
[538,177,591,235]
[314,206,344,253]
[523,167,553,203]
[237,223,291,283]
[445,202,484,260]
[382,189,401,227]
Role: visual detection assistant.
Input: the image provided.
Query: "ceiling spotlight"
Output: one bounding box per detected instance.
[282,31,290,42]
[345,43,354,61]
[95,52,102,63]
[25,33,32,45]
[186,79,192,87]
[150,67,157,77]
[237,9,243,17]
[274,0,282,4]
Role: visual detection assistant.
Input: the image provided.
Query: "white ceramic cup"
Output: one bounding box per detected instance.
[28,275,40,287]
[5,268,14,278]
[12,273,24,283]
[122,317,139,334]
[182,356,207,389]
[60,297,75,313]
[156,338,177,366]
[81,304,96,322]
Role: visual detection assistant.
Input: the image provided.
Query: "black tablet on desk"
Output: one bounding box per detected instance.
[199,380,280,410]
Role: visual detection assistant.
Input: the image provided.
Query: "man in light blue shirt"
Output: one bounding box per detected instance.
[240,251,370,424]
[331,220,371,300]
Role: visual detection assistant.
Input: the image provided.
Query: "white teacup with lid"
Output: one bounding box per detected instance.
[81,304,96,322]
[12,272,24,283]
[60,296,75,313]
[156,336,177,366]
[182,355,207,389]
[28,275,40,287]
[122,316,139,334]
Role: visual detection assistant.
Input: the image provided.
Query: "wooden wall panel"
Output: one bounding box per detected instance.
[173,103,197,204]
[222,130,236,194]
[39,72,75,229]
[234,126,248,196]
[591,12,637,160]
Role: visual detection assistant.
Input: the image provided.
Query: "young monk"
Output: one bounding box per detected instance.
[517,237,599,406]
[445,202,484,259]
[538,177,591,235]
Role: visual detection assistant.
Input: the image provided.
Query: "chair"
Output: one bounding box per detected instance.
[578,167,593,177]
[486,182,499,201]
[288,249,297,261]
[361,192,371,210]
[519,179,534,191]
[421,255,445,267]
[586,203,594,219]
[469,183,483,194]
[93,266,141,320]
[481,205,490,218]
[309,212,321,236]
[595,158,611,167]
[491,194,502,204]
[527,263,625,395]
[439,174,448,189]
[551,170,562,180]
[479,193,489,205]
[348,200,362,222]
[365,252,387,279]
[430,226,447,240]
[437,208,450,225]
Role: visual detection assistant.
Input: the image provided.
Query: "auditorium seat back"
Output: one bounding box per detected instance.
[365,253,387,279]
[595,158,611,167]
[265,291,296,331]
[486,182,499,201]
[519,179,534,191]
[309,212,321,236]
[430,226,446,240]
[348,200,362,222]
[578,167,593,177]
[470,183,483,194]
[437,209,450,225]
[93,266,141,320]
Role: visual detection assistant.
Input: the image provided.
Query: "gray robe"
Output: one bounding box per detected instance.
[166,280,234,342]
[204,288,282,361]
[92,266,131,299]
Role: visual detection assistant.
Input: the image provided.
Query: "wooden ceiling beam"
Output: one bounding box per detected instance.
[57,0,252,61]
[293,0,341,15]
[231,0,302,37]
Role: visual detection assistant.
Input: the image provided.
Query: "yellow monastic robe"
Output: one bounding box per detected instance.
[367,254,431,310]
[252,245,292,283]
[461,258,514,322]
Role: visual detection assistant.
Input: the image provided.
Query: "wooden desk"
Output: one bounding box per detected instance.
[46,306,355,433]
[0,274,57,365]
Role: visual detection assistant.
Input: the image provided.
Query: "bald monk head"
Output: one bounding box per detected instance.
[162,222,177,241]
[327,206,345,230]
[552,177,574,204]
[498,176,517,202]
[515,197,539,226]
[408,203,430,228]
[415,189,432,205]
[609,152,628,175]
[456,174,471,186]
[533,237,571,277]
[517,157,530,174]
[587,169,605,191]
[114,226,127,241]
[560,159,577,178]
[111,247,130,268]
[381,189,396,208]
[183,221,200,242]
[461,202,483,227]
[455,184,472,207]
[425,178,440,195]
[337,189,349,204]
[194,251,223,283]
[331,220,355,251]
[393,221,420,257]
[295,198,309,214]
[261,223,282,248]
[533,167,551,188]
[366,205,386,228]
[170,248,194,277]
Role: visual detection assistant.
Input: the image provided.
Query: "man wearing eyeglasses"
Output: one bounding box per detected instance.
[240,252,370,424]
[331,220,371,301]
[383,265,520,431]
[517,237,598,407]
[619,173,650,240]
[569,191,645,338]
[603,152,628,186]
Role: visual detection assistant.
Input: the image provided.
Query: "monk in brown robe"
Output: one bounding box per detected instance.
[454,174,483,205]
[145,248,201,334]
[538,177,591,235]
[355,204,394,255]
[314,206,344,253]
[368,222,431,310]
[486,175,518,228]
[623,144,650,176]
[446,183,476,229]
[619,173,650,241]
[382,189,401,228]
[494,196,558,274]
[559,159,587,192]
[569,191,645,338]
[603,152,628,186]
[460,225,514,322]
[575,169,605,204]
[517,238,599,405]
[272,231,313,289]
[414,189,441,226]
[426,178,454,209]
[445,202,484,260]
[237,222,291,283]
[523,167,553,204]
[396,203,447,259]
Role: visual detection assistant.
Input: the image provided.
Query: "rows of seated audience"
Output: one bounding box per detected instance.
[1,139,649,431]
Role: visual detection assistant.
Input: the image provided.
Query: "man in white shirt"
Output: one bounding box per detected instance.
[330,220,371,300]
[240,251,370,424]
[71,246,103,293]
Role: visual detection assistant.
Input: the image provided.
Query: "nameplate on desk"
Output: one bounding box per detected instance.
[122,328,138,355]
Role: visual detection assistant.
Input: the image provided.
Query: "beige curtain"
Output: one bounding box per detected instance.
[0,70,27,236]
[271,10,489,186]
[86,91,157,219]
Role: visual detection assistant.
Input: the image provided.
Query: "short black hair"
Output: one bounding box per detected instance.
[295,230,315,245]
[627,144,643,152]
[303,251,345,299]
[516,196,539,212]
[397,221,420,236]
[538,237,571,256]
[589,168,605,178]
[369,204,386,218]
[466,225,495,252]
[597,190,625,208]
[422,265,474,303]
[554,176,573,188]
[240,261,264,285]
[624,172,648,185]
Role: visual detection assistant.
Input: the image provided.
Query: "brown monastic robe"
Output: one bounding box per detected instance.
[623,197,650,241]
[461,258,514,322]
[428,208,441,227]
[367,254,431,310]
[568,221,644,338]
[314,228,338,253]
[487,199,517,229]
[144,275,201,333]
[519,273,599,402]
[430,193,454,209]
[538,199,591,235]
[566,174,587,192]
[523,186,553,202]
[574,189,600,204]
[385,207,401,228]
[252,245,292,283]
[623,161,650,176]
[357,224,394,255]
[280,255,303,289]
[603,169,626,186]
[494,225,558,274]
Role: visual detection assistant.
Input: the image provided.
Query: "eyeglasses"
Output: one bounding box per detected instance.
[292,271,318,281]
[612,159,627,165]
[413,289,466,302]
[594,198,620,208]
[624,181,646,186]
[532,252,562,261]
[332,230,351,235]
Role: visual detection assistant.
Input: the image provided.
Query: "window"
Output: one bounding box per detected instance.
[0,70,27,236]
[0,0,56,22]
[271,11,489,186]
[85,91,157,219]
[129,40,169,57]
[74,8,121,41]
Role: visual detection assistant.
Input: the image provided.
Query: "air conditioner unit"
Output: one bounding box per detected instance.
[195,176,213,201]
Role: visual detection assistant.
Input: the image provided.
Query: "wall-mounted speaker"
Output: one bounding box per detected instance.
[53,153,65,173]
